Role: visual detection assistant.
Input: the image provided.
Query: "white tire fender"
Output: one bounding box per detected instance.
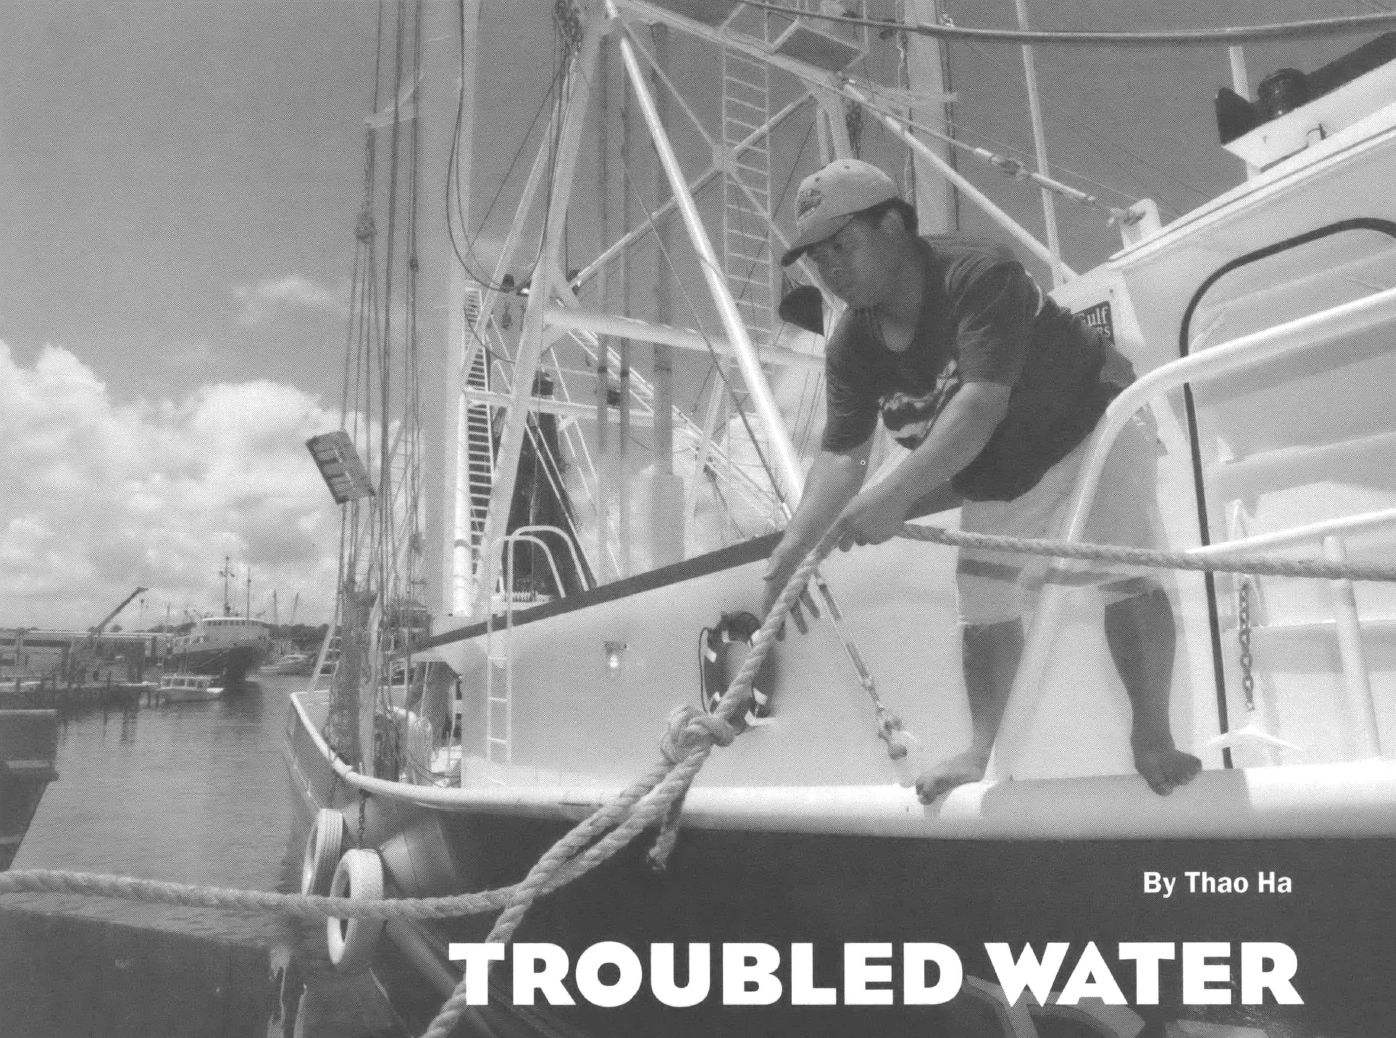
[300,808,347,897]
[326,848,385,972]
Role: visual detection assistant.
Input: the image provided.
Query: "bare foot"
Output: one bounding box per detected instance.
[1132,735,1201,795]
[915,749,990,804]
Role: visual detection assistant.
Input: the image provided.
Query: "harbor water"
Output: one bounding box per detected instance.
[4,674,403,1037]
[10,675,297,940]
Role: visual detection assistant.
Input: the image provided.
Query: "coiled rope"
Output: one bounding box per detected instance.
[2,521,1393,1037]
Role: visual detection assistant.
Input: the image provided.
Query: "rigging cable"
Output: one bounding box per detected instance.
[445,3,569,291]
[612,121,787,520]
[732,1,1396,47]
[952,35,1210,209]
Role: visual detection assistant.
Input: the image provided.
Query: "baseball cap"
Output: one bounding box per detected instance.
[780,159,899,266]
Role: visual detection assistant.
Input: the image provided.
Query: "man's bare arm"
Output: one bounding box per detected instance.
[836,381,1009,548]
[761,436,873,619]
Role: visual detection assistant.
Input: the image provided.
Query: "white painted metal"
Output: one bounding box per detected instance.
[435,0,483,617]
[841,80,1075,276]
[543,305,823,369]
[1014,0,1064,286]
[904,0,957,235]
[610,4,807,505]
[448,96,558,616]
[291,691,1396,839]
[993,283,1396,777]
[473,2,607,616]
[1190,508,1396,559]
[1324,536,1382,758]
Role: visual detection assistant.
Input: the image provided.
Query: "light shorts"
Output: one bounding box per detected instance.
[955,413,1164,626]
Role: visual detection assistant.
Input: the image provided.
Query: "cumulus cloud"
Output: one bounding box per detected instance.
[234,274,347,325]
[0,341,348,629]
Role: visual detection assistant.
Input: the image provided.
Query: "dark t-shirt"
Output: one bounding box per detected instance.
[821,235,1115,502]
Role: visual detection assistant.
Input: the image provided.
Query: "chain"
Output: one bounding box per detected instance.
[357,790,368,847]
[1238,578,1255,711]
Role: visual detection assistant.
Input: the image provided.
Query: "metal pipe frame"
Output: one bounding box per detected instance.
[472,1,609,616]
[841,79,1074,276]
[1014,0,1064,285]
[609,0,807,503]
[992,282,1396,777]
[619,0,1062,279]
[544,303,824,369]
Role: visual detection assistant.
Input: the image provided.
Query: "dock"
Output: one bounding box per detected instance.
[0,904,278,1038]
[0,677,156,712]
[0,708,59,871]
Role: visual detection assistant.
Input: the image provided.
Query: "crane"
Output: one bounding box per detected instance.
[64,586,148,685]
[90,587,148,637]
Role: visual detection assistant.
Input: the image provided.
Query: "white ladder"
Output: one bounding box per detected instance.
[483,591,514,784]
[463,286,496,566]
[722,46,775,341]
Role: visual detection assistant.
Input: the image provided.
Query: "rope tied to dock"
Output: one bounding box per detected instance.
[0,523,835,1038]
[3,520,1394,1037]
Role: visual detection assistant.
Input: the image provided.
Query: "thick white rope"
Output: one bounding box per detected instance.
[2,521,1391,1035]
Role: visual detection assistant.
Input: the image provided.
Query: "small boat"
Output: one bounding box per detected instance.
[157,673,224,704]
[262,652,315,676]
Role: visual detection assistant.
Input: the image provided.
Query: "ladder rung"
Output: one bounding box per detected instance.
[724,100,765,120]
[732,157,771,176]
[726,230,769,247]
[723,84,767,107]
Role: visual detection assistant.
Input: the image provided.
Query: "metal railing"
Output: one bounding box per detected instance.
[992,283,1396,777]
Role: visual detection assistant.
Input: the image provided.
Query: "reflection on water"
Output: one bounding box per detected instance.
[10,676,299,944]
[8,674,409,1037]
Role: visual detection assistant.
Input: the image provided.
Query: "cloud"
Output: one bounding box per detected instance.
[0,340,347,629]
[233,274,347,325]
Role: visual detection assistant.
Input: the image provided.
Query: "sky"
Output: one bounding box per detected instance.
[1,0,397,629]
[0,0,1378,631]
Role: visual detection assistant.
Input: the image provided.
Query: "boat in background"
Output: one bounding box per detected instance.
[0,709,58,871]
[156,672,225,704]
[168,615,271,684]
[285,3,1396,1035]
[262,652,315,676]
[170,558,272,683]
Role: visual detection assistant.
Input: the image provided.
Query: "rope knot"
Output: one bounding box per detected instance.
[660,705,736,764]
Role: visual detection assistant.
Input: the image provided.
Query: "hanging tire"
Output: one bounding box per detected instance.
[300,808,347,897]
[326,849,385,973]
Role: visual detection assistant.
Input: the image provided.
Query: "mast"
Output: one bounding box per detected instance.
[596,34,613,585]
[903,0,957,235]
[220,556,233,617]
[648,21,683,568]
[438,0,483,618]
[610,2,806,504]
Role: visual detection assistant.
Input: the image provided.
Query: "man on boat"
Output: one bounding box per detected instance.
[762,158,1200,801]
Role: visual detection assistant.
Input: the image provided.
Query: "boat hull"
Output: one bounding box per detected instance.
[284,697,1396,1038]
[168,643,266,684]
[0,709,58,872]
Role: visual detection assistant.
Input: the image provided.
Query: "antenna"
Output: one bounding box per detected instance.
[219,557,234,616]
